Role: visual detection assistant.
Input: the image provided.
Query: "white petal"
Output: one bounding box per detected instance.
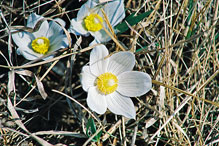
[69,19,88,36]
[27,13,44,28]
[87,87,107,114]
[62,36,69,48]
[49,34,68,52]
[107,51,135,75]
[89,43,109,76]
[46,20,63,38]
[17,47,43,60]
[77,0,97,20]
[117,71,152,97]
[53,18,66,27]
[32,21,49,38]
[106,91,136,119]
[90,29,111,43]
[103,0,125,26]
[12,31,34,48]
[81,66,96,92]
[42,55,54,61]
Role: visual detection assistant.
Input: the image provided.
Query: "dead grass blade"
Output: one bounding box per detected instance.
[7,96,53,146]
[173,122,191,146]
[148,95,192,142]
[33,130,87,138]
[7,70,15,95]
[52,89,102,126]
[101,119,121,142]
[34,75,48,100]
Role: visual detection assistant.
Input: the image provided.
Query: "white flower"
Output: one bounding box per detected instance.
[12,13,69,60]
[69,0,125,43]
[81,44,152,119]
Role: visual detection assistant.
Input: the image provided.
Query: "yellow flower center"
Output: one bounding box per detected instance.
[96,72,118,95]
[84,13,103,32]
[31,37,50,54]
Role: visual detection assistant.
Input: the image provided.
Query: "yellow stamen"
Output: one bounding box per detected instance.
[31,37,50,54]
[84,13,103,32]
[96,72,118,95]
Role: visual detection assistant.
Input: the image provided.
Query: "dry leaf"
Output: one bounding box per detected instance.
[8,70,15,94]
[7,97,28,131]
[15,69,33,77]
[34,75,48,100]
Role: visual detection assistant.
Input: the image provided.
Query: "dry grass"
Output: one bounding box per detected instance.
[0,0,219,146]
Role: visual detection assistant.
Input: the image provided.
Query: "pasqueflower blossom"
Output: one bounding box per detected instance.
[81,44,152,119]
[12,13,69,60]
[69,0,125,43]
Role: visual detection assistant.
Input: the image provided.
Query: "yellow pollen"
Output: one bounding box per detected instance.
[31,37,50,54]
[84,13,103,32]
[96,72,118,95]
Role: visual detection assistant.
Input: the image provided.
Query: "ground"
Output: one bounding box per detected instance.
[0,0,219,146]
